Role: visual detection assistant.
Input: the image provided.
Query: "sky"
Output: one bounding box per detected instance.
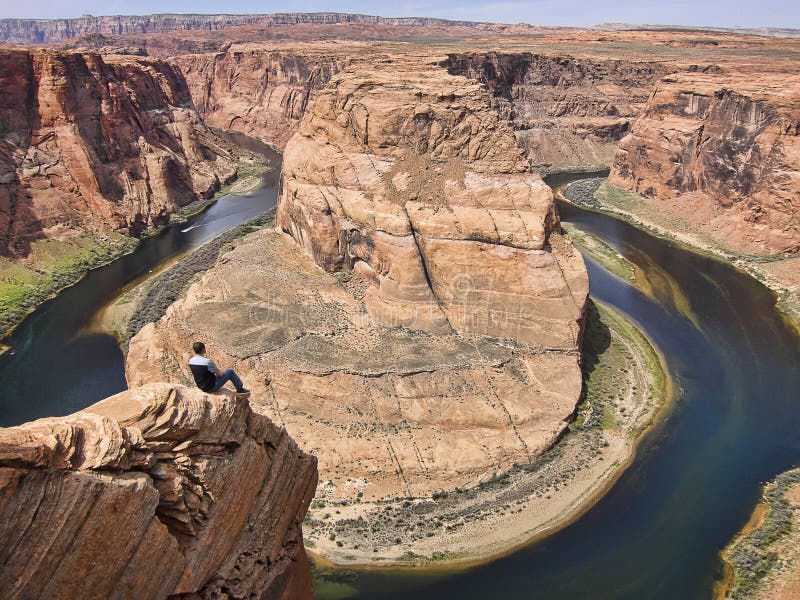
[0,1,798,29]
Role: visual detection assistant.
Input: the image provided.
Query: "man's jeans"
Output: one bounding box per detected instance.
[212,368,244,392]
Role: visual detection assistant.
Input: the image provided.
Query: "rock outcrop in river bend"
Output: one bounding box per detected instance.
[127,55,589,504]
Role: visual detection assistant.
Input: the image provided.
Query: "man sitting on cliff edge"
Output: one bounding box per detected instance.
[189,341,250,396]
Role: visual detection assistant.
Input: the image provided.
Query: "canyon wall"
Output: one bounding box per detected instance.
[0,383,317,599]
[444,52,668,171]
[0,48,237,257]
[0,13,493,45]
[174,46,344,150]
[127,56,588,504]
[609,71,800,255]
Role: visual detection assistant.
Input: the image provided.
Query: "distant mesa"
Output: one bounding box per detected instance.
[0,12,497,44]
[1,13,797,46]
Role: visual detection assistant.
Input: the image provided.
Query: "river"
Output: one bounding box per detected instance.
[1,169,799,599]
[0,145,281,426]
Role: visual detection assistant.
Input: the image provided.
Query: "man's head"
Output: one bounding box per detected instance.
[192,341,206,356]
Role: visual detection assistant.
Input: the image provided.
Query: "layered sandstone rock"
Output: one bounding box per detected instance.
[610,71,800,255]
[127,57,588,503]
[445,52,667,170]
[0,383,316,600]
[174,46,344,150]
[0,48,237,257]
[126,226,585,503]
[277,58,587,347]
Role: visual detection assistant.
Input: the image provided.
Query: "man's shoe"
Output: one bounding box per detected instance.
[236,388,251,396]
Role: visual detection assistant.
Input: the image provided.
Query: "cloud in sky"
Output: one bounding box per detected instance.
[1,0,798,28]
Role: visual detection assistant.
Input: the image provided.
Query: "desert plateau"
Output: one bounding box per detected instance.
[0,6,799,600]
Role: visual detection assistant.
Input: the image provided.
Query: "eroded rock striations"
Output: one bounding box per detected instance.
[610,71,800,255]
[0,48,237,257]
[278,57,587,346]
[444,52,667,171]
[0,383,317,600]
[174,46,344,150]
[127,57,588,503]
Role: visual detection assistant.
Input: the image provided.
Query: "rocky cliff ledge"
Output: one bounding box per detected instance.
[609,70,800,256]
[0,383,317,599]
[0,48,238,257]
[127,57,588,504]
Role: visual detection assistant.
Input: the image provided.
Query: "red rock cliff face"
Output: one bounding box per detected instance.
[174,46,344,150]
[125,58,588,508]
[0,383,317,600]
[444,52,668,170]
[610,71,800,255]
[0,48,237,257]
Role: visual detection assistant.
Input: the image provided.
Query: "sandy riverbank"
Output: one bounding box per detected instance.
[306,299,672,568]
[718,467,800,600]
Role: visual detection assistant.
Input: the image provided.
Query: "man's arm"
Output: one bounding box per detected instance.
[207,359,223,377]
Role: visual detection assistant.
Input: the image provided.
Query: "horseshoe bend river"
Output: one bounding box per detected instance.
[1,168,798,599]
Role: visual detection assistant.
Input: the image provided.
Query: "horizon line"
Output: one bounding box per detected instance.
[0,12,798,33]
